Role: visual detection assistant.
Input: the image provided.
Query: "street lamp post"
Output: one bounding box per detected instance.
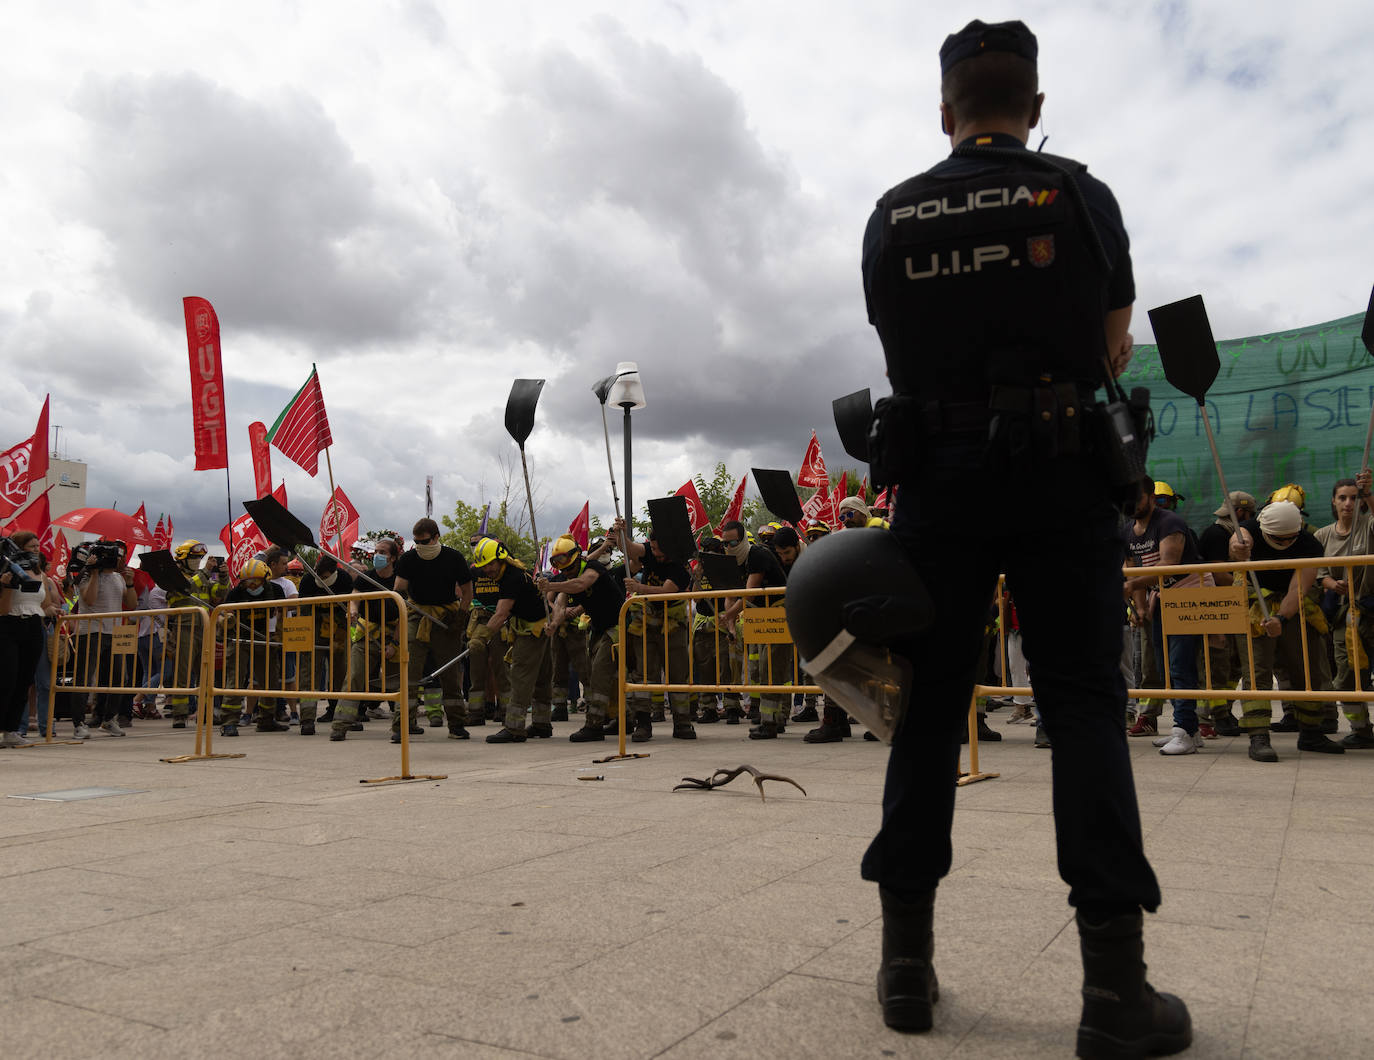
[607,361,646,538]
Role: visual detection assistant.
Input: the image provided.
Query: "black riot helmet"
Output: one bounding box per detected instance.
[785,528,934,742]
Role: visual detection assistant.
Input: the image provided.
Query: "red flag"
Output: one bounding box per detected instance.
[339,518,360,558]
[160,515,175,551]
[152,514,165,548]
[860,475,869,501]
[873,487,891,512]
[797,431,828,488]
[45,528,69,579]
[674,481,709,533]
[220,511,270,584]
[0,395,50,517]
[320,486,359,548]
[183,297,229,471]
[568,501,590,550]
[132,503,149,535]
[829,491,841,529]
[801,481,830,529]
[716,473,748,534]
[836,471,849,499]
[248,421,273,498]
[272,481,288,508]
[267,365,333,476]
[3,489,51,536]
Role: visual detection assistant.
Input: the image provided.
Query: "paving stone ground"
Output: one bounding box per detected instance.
[2,711,1371,1059]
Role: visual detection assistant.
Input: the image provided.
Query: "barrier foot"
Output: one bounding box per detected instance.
[4,740,84,750]
[359,773,448,785]
[160,753,248,763]
[956,770,1000,786]
[592,752,650,764]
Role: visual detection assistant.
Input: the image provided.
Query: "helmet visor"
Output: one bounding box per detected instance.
[550,548,577,570]
[803,636,911,744]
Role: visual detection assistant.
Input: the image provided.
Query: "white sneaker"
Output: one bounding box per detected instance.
[1158,727,1200,755]
[74,723,91,740]
[1,732,34,748]
[100,719,126,737]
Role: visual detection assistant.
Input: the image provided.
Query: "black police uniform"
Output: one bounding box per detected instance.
[860,132,1161,915]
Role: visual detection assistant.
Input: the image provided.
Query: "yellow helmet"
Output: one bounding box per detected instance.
[238,557,271,582]
[1269,483,1306,510]
[472,537,507,568]
[758,521,781,540]
[174,539,207,563]
[1153,481,1177,499]
[804,520,831,539]
[865,516,890,529]
[550,534,581,570]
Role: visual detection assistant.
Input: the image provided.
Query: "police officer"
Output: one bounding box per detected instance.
[844,19,1188,1050]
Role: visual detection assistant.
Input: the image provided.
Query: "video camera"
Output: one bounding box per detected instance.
[1,537,43,593]
[70,539,125,577]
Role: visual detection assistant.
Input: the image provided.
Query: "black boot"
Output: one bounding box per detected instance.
[1248,731,1278,762]
[791,703,819,724]
[805,705,848,744]
[1075,910,1191,1060]
[697,705,720,724]
[1297,724,1345,753]
[551,703,569,722]
[876,887,938,1032]
[631,712,653,743]
[748,720,778,740]
[1212,710,1240,737]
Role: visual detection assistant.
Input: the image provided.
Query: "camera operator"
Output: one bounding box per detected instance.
[72,539,137,737]
[1,532,48,747]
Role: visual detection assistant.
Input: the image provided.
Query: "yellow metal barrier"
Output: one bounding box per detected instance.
[205,590,445,784]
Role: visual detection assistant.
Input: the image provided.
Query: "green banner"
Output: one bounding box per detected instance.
[1121,311,1370,526]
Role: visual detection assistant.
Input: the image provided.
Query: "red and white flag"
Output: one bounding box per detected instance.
[828,491,841,529]
[801,481,830,529]
[132,503,149,536]
[272,481,288,509]
[860,475,869,502]
[569,501,590,551]
[3,488,51,537]
[675,480,709,533]
[0,395,50,517]
[873,487,891,512]
[716,473,748,535]
[220,511,270,584]
[183,298,229,471]
[339,518,360,558]
[797,431,828,488]
[159,515,175,551]
[152,514,165,549]
[45,527,69,579]
[267,365,333,476]
[320,486,359,549]
[248,421,273,498]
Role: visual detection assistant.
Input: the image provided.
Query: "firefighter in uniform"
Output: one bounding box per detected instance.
[297,553,354,725]
[832,19,1189,1050]
[394,518,475,739]
[164,540,225,728]
[690,535,741,724]
[471,539,553,743]
[537,535,623,741]
[466,544,511,723]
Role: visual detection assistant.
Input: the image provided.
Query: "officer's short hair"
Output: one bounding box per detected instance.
[941,51,1038,126]
[412,517,440,538]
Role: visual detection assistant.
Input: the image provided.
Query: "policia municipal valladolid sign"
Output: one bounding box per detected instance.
[1123,310,1368,524]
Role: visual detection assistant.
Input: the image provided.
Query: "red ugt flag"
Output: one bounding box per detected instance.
[568,501,590,551]
[183,298,229,471]
[800,481,830,530]
[267,365,333,476]
[797,431,827,488]
[45,528,70,578]
[221,511,270,584]
[320,486,359,548]
[0,394,50,517]
[158,515,174,551]
[248,421,273,498]
[674,480,709,533]
[716,473,748,535]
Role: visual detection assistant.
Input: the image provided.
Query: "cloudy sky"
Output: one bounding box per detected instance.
[3,0,1371,550]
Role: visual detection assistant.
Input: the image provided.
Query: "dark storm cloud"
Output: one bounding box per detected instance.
[67,73,446,346]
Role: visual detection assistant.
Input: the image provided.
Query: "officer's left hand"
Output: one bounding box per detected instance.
[1263,615,1282,639]
[1358,468,1372,495]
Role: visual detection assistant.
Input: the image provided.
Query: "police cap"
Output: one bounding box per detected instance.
[939,20,1038,75]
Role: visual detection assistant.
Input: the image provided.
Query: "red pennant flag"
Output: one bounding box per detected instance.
[160,514,175,551]
[801,481,830,530]
[674,480,709,533]
[272,481,288,509]
[829,491,841,529]
[3,489,51,537]
[836,471,849,499]
[860,475,869,502]
[797,431,828,488]
[0,395,50,517]
[132,503,149,535]
[339,517,360,558]
[221,511,270,584]
[320,485,359,548]
[716,473,748,535]
[183,298,229,471]
[45,527,70,579]
[248,421,273,498]
[569,501,590,551]
[267,365,333,476]
[152,514,165,547]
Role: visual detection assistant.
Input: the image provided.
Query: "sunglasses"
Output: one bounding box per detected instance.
[414,535,436,545]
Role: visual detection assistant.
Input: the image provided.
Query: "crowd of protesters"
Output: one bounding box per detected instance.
[5,472,1374,762]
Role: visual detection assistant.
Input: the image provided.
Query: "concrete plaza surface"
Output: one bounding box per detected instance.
[2,715,1372,1060]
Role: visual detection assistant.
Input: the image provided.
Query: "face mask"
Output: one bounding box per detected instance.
[373,554,390,571]
[415,541,442,560]
[727,539,750,562]
[321,572,338,588]
[246,584,265,596]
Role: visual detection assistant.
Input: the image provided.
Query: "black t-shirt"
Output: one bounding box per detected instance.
[355,569,400,626]
[744,543,786,589]
[552,558,623,636]
[1124,509,1200,587]
[635,544,690,593]
[225,580,286,640]
[496,563,545,623]
[395,546,472,606]
[1238,518,1322,594]
[1197,522,1232,565]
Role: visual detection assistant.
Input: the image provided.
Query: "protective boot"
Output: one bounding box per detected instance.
[804,704,849,743]
[1075,910,1191,1059]
[791,702,819,724]
[1248,732,1278,763]
[1296,724,1345,754]
[876,887,938,1032]
[551,703,569,722]
[1342,723,1374,749]
[631,711,653,743]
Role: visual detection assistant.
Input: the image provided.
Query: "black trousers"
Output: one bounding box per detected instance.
[861,440,1161,913]
[0,614,45,732]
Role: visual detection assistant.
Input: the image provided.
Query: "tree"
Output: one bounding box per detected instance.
[439,500,539,567]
